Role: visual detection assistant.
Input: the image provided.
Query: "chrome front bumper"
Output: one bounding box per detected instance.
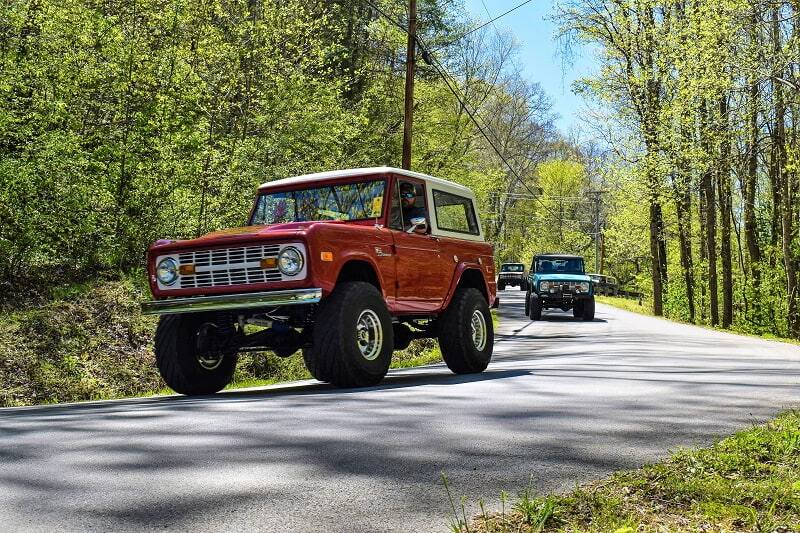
[141,288,322,316]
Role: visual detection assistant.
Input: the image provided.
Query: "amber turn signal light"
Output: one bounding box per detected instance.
[320,251,334,262]
[179,264,195,275]
[260,257,277,269]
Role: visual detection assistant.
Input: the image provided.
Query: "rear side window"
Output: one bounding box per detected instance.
[432,189,479,235]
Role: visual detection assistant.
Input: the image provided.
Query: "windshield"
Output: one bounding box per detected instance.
[535,257,584,274]
[250,180,386,225]
[501,264,524,272]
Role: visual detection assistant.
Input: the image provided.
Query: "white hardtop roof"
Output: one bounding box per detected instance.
[259,166,473,195]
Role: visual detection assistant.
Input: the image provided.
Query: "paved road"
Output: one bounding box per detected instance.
[2,292,800,532]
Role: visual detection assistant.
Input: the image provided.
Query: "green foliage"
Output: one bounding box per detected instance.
[0,0,577,294]
[557,0,800,338]
[493,157,598,267]
[0,0,457,283]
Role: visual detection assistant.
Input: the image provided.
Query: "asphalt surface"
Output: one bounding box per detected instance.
[2,291,800,532]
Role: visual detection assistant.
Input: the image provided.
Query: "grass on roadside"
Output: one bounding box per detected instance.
[595,295,650,315]
[445,410,800,533]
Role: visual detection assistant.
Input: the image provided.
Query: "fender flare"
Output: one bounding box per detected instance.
[441,262,494,310]
[325,252,388,298]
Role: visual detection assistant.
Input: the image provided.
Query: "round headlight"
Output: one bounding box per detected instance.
[579,282,590,292]
[278,246,304,276]
[156,257,179,285]
[540,281,550,290]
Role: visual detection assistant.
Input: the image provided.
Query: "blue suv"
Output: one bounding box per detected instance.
[525,254,595,321]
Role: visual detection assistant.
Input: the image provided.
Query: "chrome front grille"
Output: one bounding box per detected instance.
[541,282,584,296]
[178,244,282,289]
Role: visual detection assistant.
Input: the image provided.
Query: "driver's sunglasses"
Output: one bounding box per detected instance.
[400,192,415,199]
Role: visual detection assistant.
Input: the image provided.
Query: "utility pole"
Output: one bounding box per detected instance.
[401,0,417,170]
[588,190,603,273]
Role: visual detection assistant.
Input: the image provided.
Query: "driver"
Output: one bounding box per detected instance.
[400,182,427,232]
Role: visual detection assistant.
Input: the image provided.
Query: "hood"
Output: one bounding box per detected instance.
[149,220,335,253]
[535,273,591,283]
[197,221,319,241]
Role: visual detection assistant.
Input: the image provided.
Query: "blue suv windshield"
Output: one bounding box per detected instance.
[535,257,584,274]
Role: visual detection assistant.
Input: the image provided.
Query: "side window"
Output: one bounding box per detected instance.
[389,179,428,231]
[432,189,479,235]
[388,179,403,230]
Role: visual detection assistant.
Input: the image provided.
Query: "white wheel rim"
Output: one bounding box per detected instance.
[356,309,383,361]
[470,310,487,351]
[196,323,224,370]
[197,353,224,370]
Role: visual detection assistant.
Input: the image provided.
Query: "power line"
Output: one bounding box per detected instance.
[364,2,524,183]
[435,0,534,49]
[415,35,557,216]
[364,0,557,218]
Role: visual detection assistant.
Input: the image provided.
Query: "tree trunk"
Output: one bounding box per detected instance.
[744,78,761,279]
[698,187,708,323]
[717,97,733,328]
[671,155,695,322]
[772,8,799,337]
[649,196,664,316]
[670,115,695,322]
[700,103,718,326]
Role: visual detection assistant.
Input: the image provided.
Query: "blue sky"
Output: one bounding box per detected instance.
[461,0,598,135]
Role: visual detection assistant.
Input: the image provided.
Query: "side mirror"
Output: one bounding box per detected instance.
[406,217,428,234]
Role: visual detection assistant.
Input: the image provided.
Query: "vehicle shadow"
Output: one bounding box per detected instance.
[221,367,531,400]
[0,368,531,417]
[534,315,608,323]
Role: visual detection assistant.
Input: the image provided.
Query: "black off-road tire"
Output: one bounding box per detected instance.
[582,297,596,321]
[528,293,542,321]
[519,283,526,291]
[438,288,493,374]
[303,282,393,388]
[301,347,325,381]
[573,301,584,319]
[155,314,238,396]
[524,289,531,316]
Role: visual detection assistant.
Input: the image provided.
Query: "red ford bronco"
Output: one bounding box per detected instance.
[142,167,497,395]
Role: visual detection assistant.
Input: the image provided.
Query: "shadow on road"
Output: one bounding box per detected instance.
[1,291,800,532]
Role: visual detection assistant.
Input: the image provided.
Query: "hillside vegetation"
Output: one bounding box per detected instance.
[1,280,160,406]
[0,277,441,407]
